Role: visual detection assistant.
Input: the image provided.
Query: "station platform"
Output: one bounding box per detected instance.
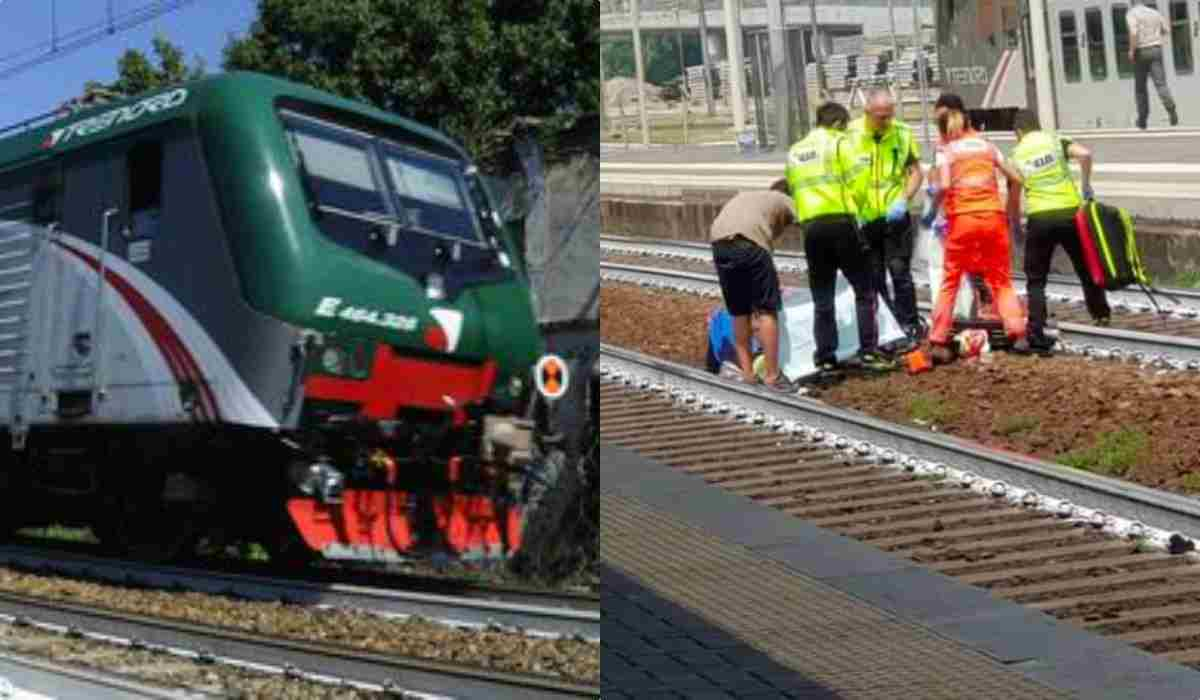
[601,443,1200,699]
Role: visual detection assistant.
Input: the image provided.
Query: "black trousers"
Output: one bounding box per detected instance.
[1025,209,1111,343]
[861,214,919,328]
[804,215,878,365]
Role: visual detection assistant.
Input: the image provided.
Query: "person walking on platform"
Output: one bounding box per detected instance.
[708,180,799,393]
[848,89,924,342]
[922,108,1027,363]
[786,102,891,378]
[1010,110,1111,355]
[1128,0,1179,128]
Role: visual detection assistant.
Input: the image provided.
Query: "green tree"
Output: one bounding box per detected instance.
[222,0,596,167]
[90,35,206,97]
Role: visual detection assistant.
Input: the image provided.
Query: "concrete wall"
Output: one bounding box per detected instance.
[602,190,1200,284]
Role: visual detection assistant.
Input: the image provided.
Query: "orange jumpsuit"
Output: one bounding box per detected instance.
[929,132,1026,345]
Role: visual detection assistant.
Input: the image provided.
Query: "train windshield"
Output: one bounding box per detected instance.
[280,109,513,294]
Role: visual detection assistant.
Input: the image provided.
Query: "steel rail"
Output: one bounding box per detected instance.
[0,650,213,699]
[601,261,1200,366]
[0,589,598,700]
[601,233,1200,311]
[0,544,597,641]
[599,342,1200,543]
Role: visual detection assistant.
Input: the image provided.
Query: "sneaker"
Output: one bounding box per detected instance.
[1136,118,1148,130]
[846,351,897,373]
[930,343,956,365]
[1170,108,1180,126]
[802,362,844,387]
[762,373,798,394]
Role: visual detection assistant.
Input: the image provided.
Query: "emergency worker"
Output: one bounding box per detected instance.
[932,94,991,309]
[1010,110,1110,354]
[922,108,1026,363]
[847,89,924,341]
[708,179,799,393]
[786,102,890,377]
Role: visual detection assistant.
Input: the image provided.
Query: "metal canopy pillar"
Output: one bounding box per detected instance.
[696,0,716,116]
[808,0,828,98]
[766,0,804,147]
[600,43,610,135]
[1028,0,1058,129]
[912,0,931,149]
[722,0,748,135]
[631,0,651,145]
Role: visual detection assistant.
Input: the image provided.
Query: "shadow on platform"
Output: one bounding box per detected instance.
[602,564,843,699]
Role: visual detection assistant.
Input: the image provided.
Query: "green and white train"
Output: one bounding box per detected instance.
[0,71,587,565]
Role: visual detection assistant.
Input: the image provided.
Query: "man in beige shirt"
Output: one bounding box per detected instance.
[1127,0,1179,128]
[709,180,798,393]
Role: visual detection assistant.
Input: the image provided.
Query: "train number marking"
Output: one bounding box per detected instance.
[313,297,418,332]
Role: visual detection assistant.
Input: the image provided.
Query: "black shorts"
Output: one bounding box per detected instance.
[711,237,782,316]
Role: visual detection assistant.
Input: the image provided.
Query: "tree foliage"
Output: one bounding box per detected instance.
[85,35,206,98]
[223,0,597,169]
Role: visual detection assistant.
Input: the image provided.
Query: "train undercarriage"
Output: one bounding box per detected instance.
[0,367,599,575]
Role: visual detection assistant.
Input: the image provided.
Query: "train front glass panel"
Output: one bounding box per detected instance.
[279,109,512,296]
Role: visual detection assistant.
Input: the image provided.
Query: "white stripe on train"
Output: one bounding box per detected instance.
[57,234,279,428]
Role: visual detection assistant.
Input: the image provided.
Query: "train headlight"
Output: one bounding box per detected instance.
[289,460,345,504]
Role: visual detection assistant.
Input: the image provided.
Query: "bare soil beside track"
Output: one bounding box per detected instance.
[602,282,1200,494]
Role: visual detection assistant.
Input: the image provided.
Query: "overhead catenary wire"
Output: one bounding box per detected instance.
[0,0,200,83]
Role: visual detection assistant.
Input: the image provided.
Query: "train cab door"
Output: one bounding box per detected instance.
[51,148,129,419]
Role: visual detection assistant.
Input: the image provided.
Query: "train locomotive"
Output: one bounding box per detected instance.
[0,71,587,566]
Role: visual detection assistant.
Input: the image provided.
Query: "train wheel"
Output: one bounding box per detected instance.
[95,497,201,563]
[265,527,317,569]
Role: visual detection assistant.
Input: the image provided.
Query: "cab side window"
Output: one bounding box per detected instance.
[128,141,163,238]
[32,168,62,225]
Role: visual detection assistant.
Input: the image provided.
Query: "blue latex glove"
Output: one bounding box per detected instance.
[919,204,938,229]
[925,184,941,199]
[886,198,909,223]
[933,215,948,239]
[1082,185,1095,200]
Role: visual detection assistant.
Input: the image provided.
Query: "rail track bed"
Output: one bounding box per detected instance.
[603,235,1200,340]
[0,543,599,698]
[0,543,598,639]
[599,369,1200,670]
[601,262,1200,494]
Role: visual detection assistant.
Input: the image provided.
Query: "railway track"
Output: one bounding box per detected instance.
[599,343,1200,670]
[0,587,598,699]
[0,544,598,641]
[600,261,1200,367]
[603,233,1200,330]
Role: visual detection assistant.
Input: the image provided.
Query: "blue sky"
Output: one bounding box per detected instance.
[0,0,258,128]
